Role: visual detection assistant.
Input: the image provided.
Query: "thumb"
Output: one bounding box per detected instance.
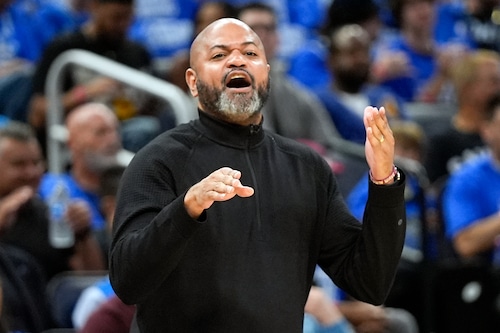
[235,185,254,198]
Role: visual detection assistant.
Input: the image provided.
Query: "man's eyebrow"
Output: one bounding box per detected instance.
[210,41,258,51]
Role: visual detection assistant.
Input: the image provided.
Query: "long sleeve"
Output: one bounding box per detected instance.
[319,172,406,305]
[109,139,203,304]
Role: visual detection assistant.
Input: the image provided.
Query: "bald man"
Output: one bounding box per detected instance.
[39,102,122,231]
[66,102,122,181]
[110,18,406,332]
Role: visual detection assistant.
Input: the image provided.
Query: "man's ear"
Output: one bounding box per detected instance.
[185,68,198,98]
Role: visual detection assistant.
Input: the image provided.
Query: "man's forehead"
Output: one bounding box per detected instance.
[0,138,38,156]
[193,18,260,50]
[202,18,252,37]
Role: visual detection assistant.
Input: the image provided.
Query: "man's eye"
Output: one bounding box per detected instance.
[212,53,225,59]
[246,51,257,56]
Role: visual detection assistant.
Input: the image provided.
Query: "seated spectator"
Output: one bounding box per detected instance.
[0,120,105,275]
[0,121,104,332]
[38,103,125,232]
[372,0,469,103]
[287,0,384,90]
[442,93,500,262]
[28,0,163,153]
[424,49,500,184]
[315,24,407,144]
[237,3,341,151]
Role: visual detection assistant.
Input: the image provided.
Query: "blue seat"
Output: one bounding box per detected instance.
[45,270,108,328]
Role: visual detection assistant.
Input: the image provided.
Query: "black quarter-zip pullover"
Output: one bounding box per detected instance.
[110,110,406,333]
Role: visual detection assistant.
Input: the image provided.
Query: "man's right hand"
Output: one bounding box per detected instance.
[184,167,254,219]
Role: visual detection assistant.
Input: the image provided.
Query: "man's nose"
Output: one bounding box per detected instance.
[227,51,246,67]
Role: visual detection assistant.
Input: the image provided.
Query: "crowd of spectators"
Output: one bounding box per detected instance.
[0,0,500,331]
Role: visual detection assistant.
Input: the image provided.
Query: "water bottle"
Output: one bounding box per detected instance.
[48,181,75,248]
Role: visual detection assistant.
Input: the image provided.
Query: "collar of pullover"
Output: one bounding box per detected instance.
[193,109,265,149]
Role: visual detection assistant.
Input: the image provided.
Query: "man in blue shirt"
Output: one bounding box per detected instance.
[443,93,500,262]
[38,102,126,231]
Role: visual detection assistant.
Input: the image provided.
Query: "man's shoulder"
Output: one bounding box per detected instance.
[134,122,198,156]
[156,121,196,141]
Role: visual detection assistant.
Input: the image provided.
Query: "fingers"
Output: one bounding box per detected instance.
[207,168,239,197]
[207,168,253,199]
[364,106,393,146]
[184,167,254,219]
[364,106,396,180]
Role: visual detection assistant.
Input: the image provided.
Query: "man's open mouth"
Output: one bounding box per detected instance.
[225,72,252,88]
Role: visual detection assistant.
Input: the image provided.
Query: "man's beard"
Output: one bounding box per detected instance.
[335,67,369,94]
[196,73,270,122]
[83,150,121,173]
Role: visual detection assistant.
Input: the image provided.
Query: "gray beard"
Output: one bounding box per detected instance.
[196,75,269,122]
[216,90,263,118]
[83,152,121,173]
